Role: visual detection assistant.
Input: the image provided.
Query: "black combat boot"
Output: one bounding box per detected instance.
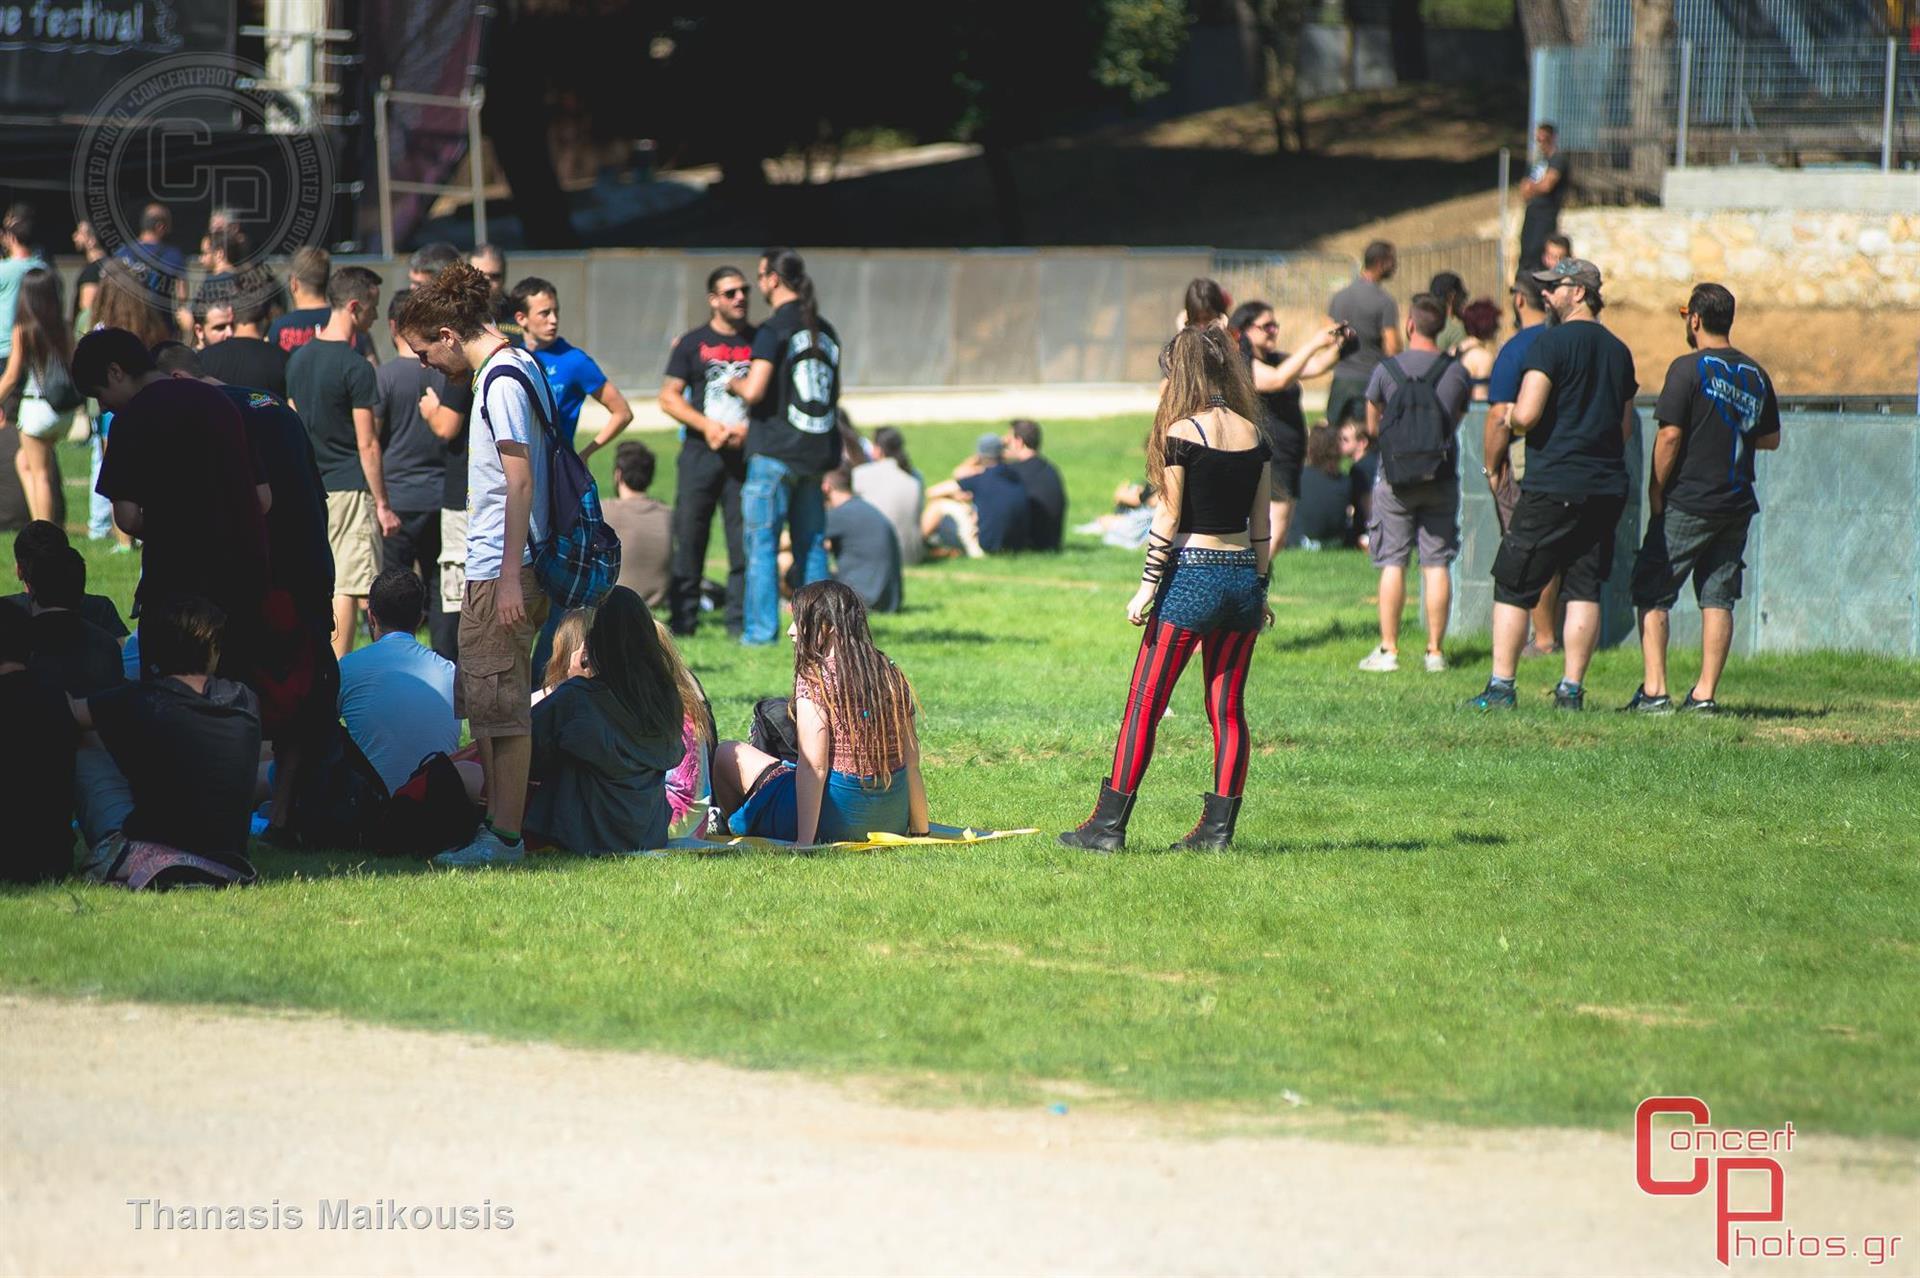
[1169,792,1241,851]
[1057,783,1136,853]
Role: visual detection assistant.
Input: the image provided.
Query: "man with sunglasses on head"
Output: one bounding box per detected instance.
[1467,258,1637,713]
[658,266,755,636]
[469,244,524,347]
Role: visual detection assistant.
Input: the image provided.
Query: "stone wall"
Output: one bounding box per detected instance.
[1558,208,1920,309]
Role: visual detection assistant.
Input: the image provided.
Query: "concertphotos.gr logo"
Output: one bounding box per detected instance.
[72,52,331,321]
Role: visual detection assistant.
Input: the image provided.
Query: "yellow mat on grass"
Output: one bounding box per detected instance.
[660,822,1041,856]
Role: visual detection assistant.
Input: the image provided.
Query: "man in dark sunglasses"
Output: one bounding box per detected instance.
[658,266,755,636]
[469,244,523,347]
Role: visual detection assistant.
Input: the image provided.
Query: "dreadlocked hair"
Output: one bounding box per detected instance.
[1146,323,1261,495]
[790,580,916,784]
[396,260,494,345]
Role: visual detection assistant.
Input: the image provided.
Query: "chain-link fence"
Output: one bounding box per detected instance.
[1213,238,1507,340]
[1532,38,1919,198]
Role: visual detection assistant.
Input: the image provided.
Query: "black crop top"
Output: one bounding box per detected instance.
[1165,420,1271,535]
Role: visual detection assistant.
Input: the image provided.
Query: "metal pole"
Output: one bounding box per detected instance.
[374,78,393,258]
[468,86,489,248]
[1674,40,1692,169]
[1528,46,1546,163]
[1497,146,1510,287]
[1883,37,1897,174]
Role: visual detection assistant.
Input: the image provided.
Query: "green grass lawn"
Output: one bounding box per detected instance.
[4,420,1917,1139]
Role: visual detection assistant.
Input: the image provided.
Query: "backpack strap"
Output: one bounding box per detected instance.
[1381,359,1409,388]
[1417,354,1455,387]
[477,360,557,446]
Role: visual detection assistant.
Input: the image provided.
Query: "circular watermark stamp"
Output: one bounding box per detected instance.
[71,52,332,325]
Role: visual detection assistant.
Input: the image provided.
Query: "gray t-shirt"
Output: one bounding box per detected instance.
[825,495,901,613]
[1365,348,1474,475]
[851,458,925,565]
[1329,276,1400,381]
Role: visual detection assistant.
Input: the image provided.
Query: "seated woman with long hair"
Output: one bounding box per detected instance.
[525,588,686,854]
[652,615,715,833]
[533,607,593,705]
[712,580,930,845]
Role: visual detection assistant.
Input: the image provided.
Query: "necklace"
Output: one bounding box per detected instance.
[1206,394,1227,408]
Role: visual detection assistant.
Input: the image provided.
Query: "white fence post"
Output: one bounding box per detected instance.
[1674,40,1692,169]
[1883,37,1898,174]
[1497,147,1510,287]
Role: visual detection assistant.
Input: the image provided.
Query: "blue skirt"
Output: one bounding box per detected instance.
[728,762,910,843]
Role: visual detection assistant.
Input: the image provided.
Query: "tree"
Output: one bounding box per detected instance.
[1248,0,1313,153]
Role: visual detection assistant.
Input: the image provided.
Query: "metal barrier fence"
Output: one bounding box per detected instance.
[1451,404,1920,658]
[1212,238,1506,339]
[1531,38,1919,197]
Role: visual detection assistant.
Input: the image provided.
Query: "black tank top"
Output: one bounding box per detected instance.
[1166,418,1271,535]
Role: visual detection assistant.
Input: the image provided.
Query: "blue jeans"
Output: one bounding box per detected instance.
[88,428,114,540]
[741,453,828,644]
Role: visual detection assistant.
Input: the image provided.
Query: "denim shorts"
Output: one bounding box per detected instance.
[1154,548,1264,634]
[728,762,910,843]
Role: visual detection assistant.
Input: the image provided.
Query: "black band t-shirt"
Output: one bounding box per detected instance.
[665,322,756,433]
[1518,320,1638,498]
[198,336,290,400]
[286,338,381,492]
[1655,347,1782,518]
[746,301,843,475]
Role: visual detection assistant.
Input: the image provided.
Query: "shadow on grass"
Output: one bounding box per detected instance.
[1248,836,1434,857]
[881,627,1000,646]
[1265,617,1372,654]
[1725,705,1831,722]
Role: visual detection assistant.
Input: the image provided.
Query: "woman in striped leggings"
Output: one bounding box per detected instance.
[1061,324,1273,853]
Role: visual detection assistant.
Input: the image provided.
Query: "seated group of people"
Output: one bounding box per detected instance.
[2,513,933,882]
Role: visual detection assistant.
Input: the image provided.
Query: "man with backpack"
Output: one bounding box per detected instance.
[1358,292,1473,674]
[728,247,842,647]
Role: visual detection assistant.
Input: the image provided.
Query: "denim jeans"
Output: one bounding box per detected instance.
[741,453,829,644]
[88,428,114,540]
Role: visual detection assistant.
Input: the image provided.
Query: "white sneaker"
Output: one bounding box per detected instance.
[1357,646,1399,673]
[433,826,526,868]
[1424,651,1448,673]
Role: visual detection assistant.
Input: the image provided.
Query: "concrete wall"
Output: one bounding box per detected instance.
[1558,207,1920,309]
[1451,406,1920,658]
[1663,167,1920,214]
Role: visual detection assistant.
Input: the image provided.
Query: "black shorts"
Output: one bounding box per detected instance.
[1491,490,1627,609]
[1269,455,1304,501]
[1324,377,1370,430]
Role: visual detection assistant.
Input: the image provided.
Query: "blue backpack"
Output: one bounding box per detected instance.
[478,360,622,610]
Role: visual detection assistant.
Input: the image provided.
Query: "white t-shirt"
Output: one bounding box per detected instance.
[466,346,553,582]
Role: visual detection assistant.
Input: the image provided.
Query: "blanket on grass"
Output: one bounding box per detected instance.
[655,822,1040,856]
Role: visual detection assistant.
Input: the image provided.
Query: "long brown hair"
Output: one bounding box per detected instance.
[1183,277,1230,327]
[652,617,712,746]
[14,268,69,377]
[542,608,594,693]
[791,580,915,782]
[92,260,172,348]
[1147,323,1261,495]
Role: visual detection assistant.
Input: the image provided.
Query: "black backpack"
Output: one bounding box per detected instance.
[1376,355,1457,487]
[286,721,389,852]
[750,696,799,763]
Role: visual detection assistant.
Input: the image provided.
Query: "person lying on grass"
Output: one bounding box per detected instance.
[712,580,930,845]
[522,587,686,856]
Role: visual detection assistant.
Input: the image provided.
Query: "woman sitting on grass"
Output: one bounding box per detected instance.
[652,615,715,833]
[712,580,929,845]
[532,607,593,705]
[524,588,686,854]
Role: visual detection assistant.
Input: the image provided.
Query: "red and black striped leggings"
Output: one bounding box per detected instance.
[1108,619,1259,798]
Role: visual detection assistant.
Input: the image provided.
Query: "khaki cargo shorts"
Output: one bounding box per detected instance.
[457,563,550,738]
[326,490,383,597]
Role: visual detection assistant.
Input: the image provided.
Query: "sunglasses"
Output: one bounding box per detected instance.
[1676,304,1695,318]
[718,287,748,299]
[1251,321,1279,334]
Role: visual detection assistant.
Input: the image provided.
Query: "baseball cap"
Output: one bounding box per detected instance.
[975,433,1003,460]
[1531,257,1602,291]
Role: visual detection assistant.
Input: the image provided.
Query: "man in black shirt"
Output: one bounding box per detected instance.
[1519,123,1570,271]
[471,244,524,347]
[24,545,123,697]
[286,266,396,657]
[0,604,76,882]
[198,290,290,399]
[377,289,455,629]
[1624,284,1781,714]
[71,596,262,877]
[659,266,754,635]
[1001,419,1068,552]
[729,248,842,646]
[7,520,128,639]
[1469,258,1636,712]
[404,246,471,661]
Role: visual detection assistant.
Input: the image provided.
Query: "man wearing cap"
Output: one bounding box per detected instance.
[922,435,1033,556]
[1622,283,1780,714]
[1466,257,1637,712]
[1482,271,1560,657]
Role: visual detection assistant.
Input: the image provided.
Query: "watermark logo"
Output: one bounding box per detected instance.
[71,52,330,321]
[1635,1096,1903,1266]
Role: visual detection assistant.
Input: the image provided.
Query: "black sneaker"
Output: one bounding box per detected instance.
[1462,681,1517,711]
[1620,686,1673,714]
[1553,683,1585,711]
[1679,690,1719,715]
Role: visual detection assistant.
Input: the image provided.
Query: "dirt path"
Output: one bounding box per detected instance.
[2,996,1913,1277]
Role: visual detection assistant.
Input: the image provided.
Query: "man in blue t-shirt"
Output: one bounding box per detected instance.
[1481,273,1557,656]
[510,277,633,460]
[922,435,1032,556]
[112,203,189,337]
